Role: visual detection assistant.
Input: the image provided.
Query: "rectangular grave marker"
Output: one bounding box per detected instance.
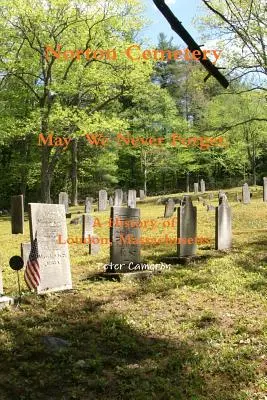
[98,190,107,211]
[263,177,267,202]
[128,190,136,208]
[85,197,93,213]
[200,179,205,193]
[109,207,141,271]
[242,183,250,204]
[177,196,197,257]
[164,199,175,218]
[139,190,145,200]
[29,203,72,294]
[215,197,232,250]
[114,189,123,207]
[59,192,69,213]
[11,195,24,234]
[82,214,94,241]
[193,183,199,194]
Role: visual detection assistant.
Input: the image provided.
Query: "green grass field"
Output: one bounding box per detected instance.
[0,188,267,400]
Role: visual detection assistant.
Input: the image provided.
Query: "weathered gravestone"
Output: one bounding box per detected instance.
[109,196,114,207]
[59,192,69,214]
[108,207,141,272]
[114,189,123,207]
[21,242,31,265]
[139,190,145,200]
[193,182,199,194]
[128,190,136,208]
[85,197,93,213]
[0,268,14,309]
[215,196,232,250]
[242,183,250,204]
[98,190,108,211]
[164,199,175,218]
[208,193,214,200]
[200,179,205,194]
[11,195,24,234]
[177,196,197,257]
[82,214,94,241]
[263,177,267,202]
[29,203,72,294]
[89,234,100,255]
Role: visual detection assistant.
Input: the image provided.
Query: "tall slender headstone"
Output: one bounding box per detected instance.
[139,190,145,200]
[164,199,175,218]
[263,177,267,202]
[98,190,107,211]
[177,196,197,257]
[82,214,94,241]
[59,192,69,213]
[215,196,232,250]
[29,203,72,294]
[109,196,114,206]
[193,183,199,194]
[85,197,92,213]
[242,183,250,204]
[128,190,136,208]
[11,195,24,234]
[114,189,123,207]
[108,207,141,272]
[200,179,205,194]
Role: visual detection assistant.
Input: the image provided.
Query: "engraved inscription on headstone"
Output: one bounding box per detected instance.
[200,179,205,194]
[98,190,107,211]
[128,190,136,208]
[177,196,197,257]
[114,189,123,207]
[11,195,24,234]
[82,214,94,241]
[193,183,199,194]
[59,192,69,213]
[109,207,141,271]
[263,177,267,202]
[215,196,232,250]
[29,203,72,294]
[164,199,175,218]
[242,183,250,204]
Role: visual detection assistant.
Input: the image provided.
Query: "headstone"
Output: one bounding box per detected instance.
[59,192,69,214]
[114,189,123,207]
[164,199,175,218]
[177,196,197,257]
[128,190,136,208]
[21,242,31,265]
[11,195,24,234]
[218,190,225,200]
[82,214,94,241]
[139,190,145,200]
[200,179,205,193]
[208,193,214,200]
[242,183,250,204]
[193,182,199,194]
[85,197,92,213]
[98,190,107,211]
[29,203,72,294]
[123,191,128,204]
[109,207,141,271]
[109,196,114,207]
[263,177,267,202]
[215,196,232,250]
[89,234,100,255]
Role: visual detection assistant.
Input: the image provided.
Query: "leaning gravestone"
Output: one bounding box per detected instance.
[164,199,175,218]
[200,179,205,194]
[98,190,107,211]
[108,207,141,272]
[215,196,232,250]
[128,190,136,208]
[193,183,199,194]
[177,196,197,257]
[263,177,267,202]
[11,195,24,234]
[139,190,145,200]
[82,214,94,241]
[59,192,69,214]
[29,203,72,294]
[85,197,92,213]
[114,189,123,207]
[242,183,250,204]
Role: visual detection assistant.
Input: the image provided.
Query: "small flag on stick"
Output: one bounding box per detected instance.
[24,236,40,291]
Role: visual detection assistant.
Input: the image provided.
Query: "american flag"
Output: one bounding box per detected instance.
[24,237,40,290]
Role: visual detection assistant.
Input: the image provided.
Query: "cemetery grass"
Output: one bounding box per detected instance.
[0,188,267,400]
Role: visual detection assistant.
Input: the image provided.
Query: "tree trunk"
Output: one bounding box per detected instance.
[71,138,78,205]
[41,146,52,203]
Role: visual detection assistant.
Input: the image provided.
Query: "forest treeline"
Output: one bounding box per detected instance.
[0,0,266,208]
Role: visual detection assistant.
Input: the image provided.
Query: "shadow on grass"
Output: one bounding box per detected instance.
[0,294,256,400]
